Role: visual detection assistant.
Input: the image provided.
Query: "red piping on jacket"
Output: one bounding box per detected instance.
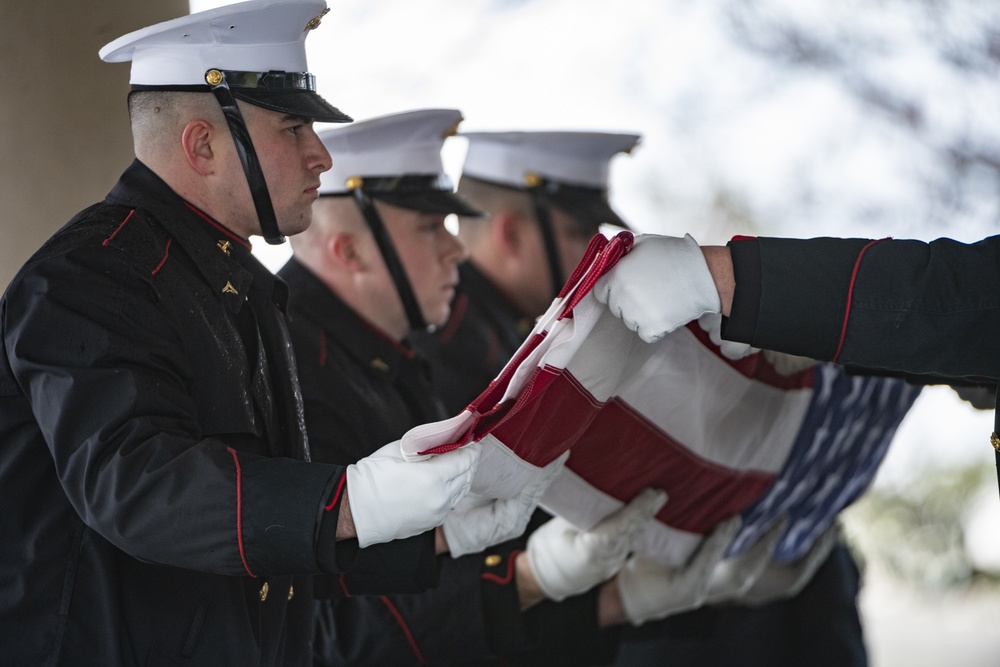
[183,201,252,249]
[226,447,257,577]
[102,209,137,246]
[481,550,522,585]
[437,292,468,344]
[380,596,427,664]
[151,237,172,275]
[324,474,346,512]
[833,239,888,362]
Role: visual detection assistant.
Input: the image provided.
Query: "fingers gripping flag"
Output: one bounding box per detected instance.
[402,232,921,566]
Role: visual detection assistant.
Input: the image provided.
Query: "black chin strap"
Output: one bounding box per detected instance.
[993,388,1000,505]
[208,72,285,245]
[351,189,428,331]
[528,192,566,300]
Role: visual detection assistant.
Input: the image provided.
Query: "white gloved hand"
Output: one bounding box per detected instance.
[737,523,840,606]
[527,488,668,601]
[703,517,788,604]
[698,312,757,361]
[347,440,481,548]
[616,515,741,625]
[594,233,721,343]
[443,451,569,557]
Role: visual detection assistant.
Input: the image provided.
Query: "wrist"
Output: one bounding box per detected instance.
[435,526,449,554]
[597,578,628,627]
[515,551,546,610]
[702,245,734,317]
[335,487,356,540]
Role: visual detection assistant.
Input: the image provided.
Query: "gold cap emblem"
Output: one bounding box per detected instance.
[345,176,364,191]
[442,117,463,139]
[523,172,542,188]
[205,69,224,86]
[304,8,330,32]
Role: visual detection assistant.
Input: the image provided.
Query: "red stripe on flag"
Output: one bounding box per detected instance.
[570,397,774,533]
[489,367,601,467]
[488,368,775,534]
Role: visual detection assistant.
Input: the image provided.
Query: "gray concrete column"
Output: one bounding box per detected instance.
[0,0,188,290]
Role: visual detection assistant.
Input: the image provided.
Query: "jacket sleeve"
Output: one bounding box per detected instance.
[282,309,441,594]
[315,516,619,666]
[3,239,343,577]
[724,235,1000,381]
[315,549,502,666]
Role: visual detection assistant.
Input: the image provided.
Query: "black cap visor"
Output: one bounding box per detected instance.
[335,174,484,217]
[541,187,630,232]
[231,88,351,124]
[374,189,483,217]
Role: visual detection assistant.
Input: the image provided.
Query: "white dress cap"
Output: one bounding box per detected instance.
[460,131,641,190]
[319,108,463,194]
[99,0,329,88]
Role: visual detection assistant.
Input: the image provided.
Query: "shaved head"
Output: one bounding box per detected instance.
[128,91,227,163]
[454,176,533,247]
[290,195,366,268]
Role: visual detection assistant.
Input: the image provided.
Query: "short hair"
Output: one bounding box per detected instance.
[289,195,365,260]
[455,176,534,243]
[127,90,226,158]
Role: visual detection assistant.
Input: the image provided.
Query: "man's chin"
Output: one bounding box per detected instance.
[427,309,451,330]
[280,213,313,238]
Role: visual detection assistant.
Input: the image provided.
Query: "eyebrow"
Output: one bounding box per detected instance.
[281,114,314,124]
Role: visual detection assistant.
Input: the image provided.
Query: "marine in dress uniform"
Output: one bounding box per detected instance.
[281,110,639,665]
[0,4,479,665]
[414,130,640,411]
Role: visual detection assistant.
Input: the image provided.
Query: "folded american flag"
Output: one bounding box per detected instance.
[402,232,920,565]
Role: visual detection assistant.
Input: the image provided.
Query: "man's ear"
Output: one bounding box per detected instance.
[329,231,367,273]
[490,211,526,259]
[181,119,217,175]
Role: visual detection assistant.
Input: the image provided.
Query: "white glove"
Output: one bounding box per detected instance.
[736,523,840,606]
[616,515,741,625]
[594,233,721,343]
[527,488,668,601]
[443,451,569,557]
[698,312,757,360]
[703,517,789,604]
[347,440,481,548]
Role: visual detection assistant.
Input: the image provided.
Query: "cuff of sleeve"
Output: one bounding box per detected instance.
[336,531,439,596]
[723,236,761,345]
[240,457,346,575]
[316,472,351,573]
[521,586,621,666]
[480,545,531,656]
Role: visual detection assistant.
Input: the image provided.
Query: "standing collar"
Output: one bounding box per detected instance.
[105,159,287,312]
[460,261,536,336]
[280,257,417,380]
